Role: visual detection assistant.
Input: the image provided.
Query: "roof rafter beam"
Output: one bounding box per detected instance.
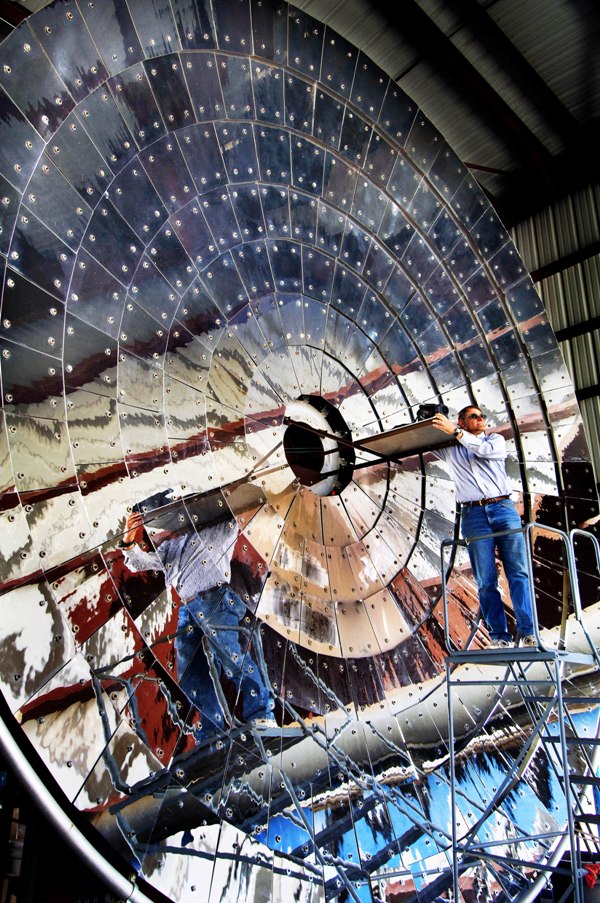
[0,0,29,27]
[444,0,578,146]
[531,240,600,283]
[370,0,557,190]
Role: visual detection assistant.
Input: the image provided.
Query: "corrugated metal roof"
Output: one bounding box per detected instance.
[292,0,600,224]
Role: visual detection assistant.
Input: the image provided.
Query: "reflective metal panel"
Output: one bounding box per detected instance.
[0,2,598,902]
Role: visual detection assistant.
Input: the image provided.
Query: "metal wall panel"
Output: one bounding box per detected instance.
[511,181,600,485]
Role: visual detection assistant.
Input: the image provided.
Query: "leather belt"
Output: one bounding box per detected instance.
[461,495,510,508]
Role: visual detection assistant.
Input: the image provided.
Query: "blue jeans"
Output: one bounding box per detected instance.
[460,500,534,642]
[175,586,272,732]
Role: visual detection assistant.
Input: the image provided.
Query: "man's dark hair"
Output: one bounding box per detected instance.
[458,404,480,422]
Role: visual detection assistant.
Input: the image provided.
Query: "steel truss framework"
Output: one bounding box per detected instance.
[445,525,600,903]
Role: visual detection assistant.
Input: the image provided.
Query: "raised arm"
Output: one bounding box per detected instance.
[120,511,162,572]
[122,511,145,547]
[459,430,506,460]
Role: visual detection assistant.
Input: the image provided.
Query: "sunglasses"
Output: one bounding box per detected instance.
[464,412,485,420]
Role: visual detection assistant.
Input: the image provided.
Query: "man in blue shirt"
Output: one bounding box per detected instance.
[432,405,536,648]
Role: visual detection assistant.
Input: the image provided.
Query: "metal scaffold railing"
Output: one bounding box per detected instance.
[441,523,600,902]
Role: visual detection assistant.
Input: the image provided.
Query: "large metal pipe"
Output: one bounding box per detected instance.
[0,712,155,903]
[92,604,600,848]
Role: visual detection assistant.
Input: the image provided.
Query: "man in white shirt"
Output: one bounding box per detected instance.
[432,405,536,648]
[122,508,275,733]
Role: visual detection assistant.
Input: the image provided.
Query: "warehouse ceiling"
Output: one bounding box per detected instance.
[6,0,597,229]
[292,0,600,227]
[0,1,599,899]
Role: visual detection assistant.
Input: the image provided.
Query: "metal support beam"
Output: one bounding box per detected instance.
[0,0,28,27]
[444,0,578,146]
[365,0,599,225]
[531,241,600,285]
[369,0,557,188]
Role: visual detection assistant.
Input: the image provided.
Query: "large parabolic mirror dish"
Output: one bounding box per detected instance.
[1,1,599,901]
